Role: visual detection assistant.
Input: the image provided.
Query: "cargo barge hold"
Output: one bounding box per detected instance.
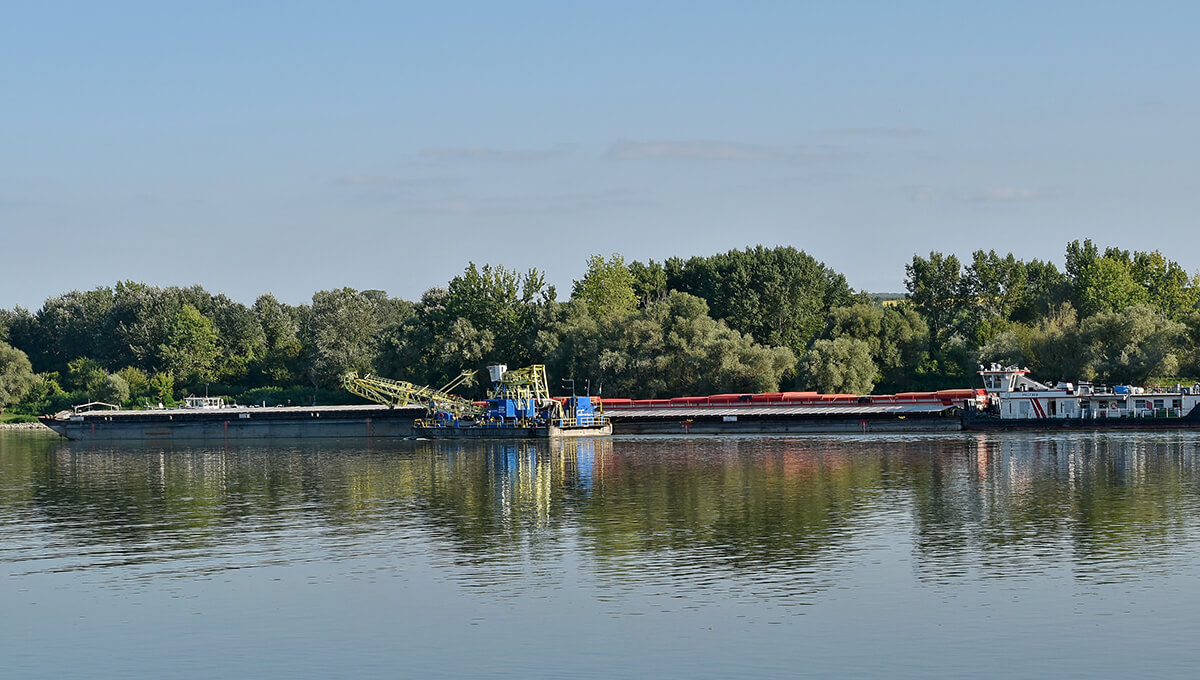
[40,402,424,442]
[603,401,962,434]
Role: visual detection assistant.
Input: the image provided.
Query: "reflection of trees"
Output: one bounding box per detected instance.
[905,434,1197,582]
[3,437,883,578]
[4,434,1200,584]
[579,438,882,567]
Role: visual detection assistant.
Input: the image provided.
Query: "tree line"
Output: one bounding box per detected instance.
[2,240,1198,417]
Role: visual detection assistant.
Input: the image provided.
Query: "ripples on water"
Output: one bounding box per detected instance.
[3,431,1200,678]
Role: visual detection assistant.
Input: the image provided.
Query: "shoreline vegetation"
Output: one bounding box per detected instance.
[2,240,1198,418]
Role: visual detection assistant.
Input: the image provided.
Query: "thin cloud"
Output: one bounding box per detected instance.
[970,187,1065,203]
[606,139,860,164]
[904,185,939,202]
[401,188,655,216]
[334,174,462,188]
[607,140,776,161]
[419,145,572,163]
[824,125,927,137]
[903,185,1066,204]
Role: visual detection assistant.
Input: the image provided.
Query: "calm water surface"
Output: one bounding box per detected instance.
[3,431,1200,678]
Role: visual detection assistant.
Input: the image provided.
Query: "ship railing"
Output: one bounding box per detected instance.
[1082,408,1183,419]
[415,417,549,429]
[553,414,608,428]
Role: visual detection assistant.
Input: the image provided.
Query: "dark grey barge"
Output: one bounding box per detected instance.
[41,398,964,441]
[40,403,424,441]
[605,402,962,434]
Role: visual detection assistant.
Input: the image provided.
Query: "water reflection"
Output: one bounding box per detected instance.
[904,433,1200,586]
[3,433,1200,593]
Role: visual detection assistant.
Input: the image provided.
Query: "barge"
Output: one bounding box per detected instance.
[39,383,985,441]
[600,389,978,434]
[39,397,424,442]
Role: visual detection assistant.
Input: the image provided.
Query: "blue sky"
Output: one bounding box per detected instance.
[3,1,1198,309]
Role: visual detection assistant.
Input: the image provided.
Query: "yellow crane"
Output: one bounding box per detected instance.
[342,370,484,419]
[486,364,561,418]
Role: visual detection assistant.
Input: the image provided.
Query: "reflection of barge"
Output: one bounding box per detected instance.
[962,364,1200,430]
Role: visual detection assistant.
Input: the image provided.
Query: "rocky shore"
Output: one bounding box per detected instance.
[0,422,52,432]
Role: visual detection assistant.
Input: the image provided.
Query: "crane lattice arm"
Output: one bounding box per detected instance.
[343,371,483,419]
[492,365,551,401]
[491,364,562,419]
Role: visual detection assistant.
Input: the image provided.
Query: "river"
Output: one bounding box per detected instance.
[3,431,1199,678]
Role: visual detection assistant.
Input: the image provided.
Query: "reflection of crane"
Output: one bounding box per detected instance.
[342,371,483,419]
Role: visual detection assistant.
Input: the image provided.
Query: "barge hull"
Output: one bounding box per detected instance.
[962,415,1200,431]
[40,405,422,442]
[611,413,960,434]
[962,400,1200,431]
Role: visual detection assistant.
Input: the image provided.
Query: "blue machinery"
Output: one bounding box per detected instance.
[343,364,605,432]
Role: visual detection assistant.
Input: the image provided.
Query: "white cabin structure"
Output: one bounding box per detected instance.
[979,364,1200,421]
[183,396,226,409]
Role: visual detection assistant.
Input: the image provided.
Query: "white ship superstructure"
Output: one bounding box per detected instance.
[978,364,1200,421]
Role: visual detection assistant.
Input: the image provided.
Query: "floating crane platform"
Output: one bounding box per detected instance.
[344,364,612,440]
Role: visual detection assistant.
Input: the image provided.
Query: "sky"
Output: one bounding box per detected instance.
[2,1,1198,310]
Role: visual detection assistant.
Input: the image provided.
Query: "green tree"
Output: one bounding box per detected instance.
[29,287,115,373]
[148,372,175,406]
[158,305,220,383]
[1064,238,1100,286]
[977,325,1036,372]
[98,373,130,406]
[628,259,668,307]
[251,294,307,385]
[665,245,853,357]
[572,254,637,319]
[824,302,929,392]
[552,292,794,398]
[1130,250,1200,319]
[1025,303,1088,382]
[1063,241,1196,318]
[905,251,964,344]
[377,264,559,391]
[208,294,267,381]
[1011,258,1069,323]
[115,367,151,405]
[962,250,1028,342]
[0,342,37,412]
[65,357,107,393]
[798,337,877,394]
[105,282,186,372]
[1076,256,1148,317]
[308,288,381,388]
[1081,304,1184,383]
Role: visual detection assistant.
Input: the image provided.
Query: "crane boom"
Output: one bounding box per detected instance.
[342,371,484,418]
